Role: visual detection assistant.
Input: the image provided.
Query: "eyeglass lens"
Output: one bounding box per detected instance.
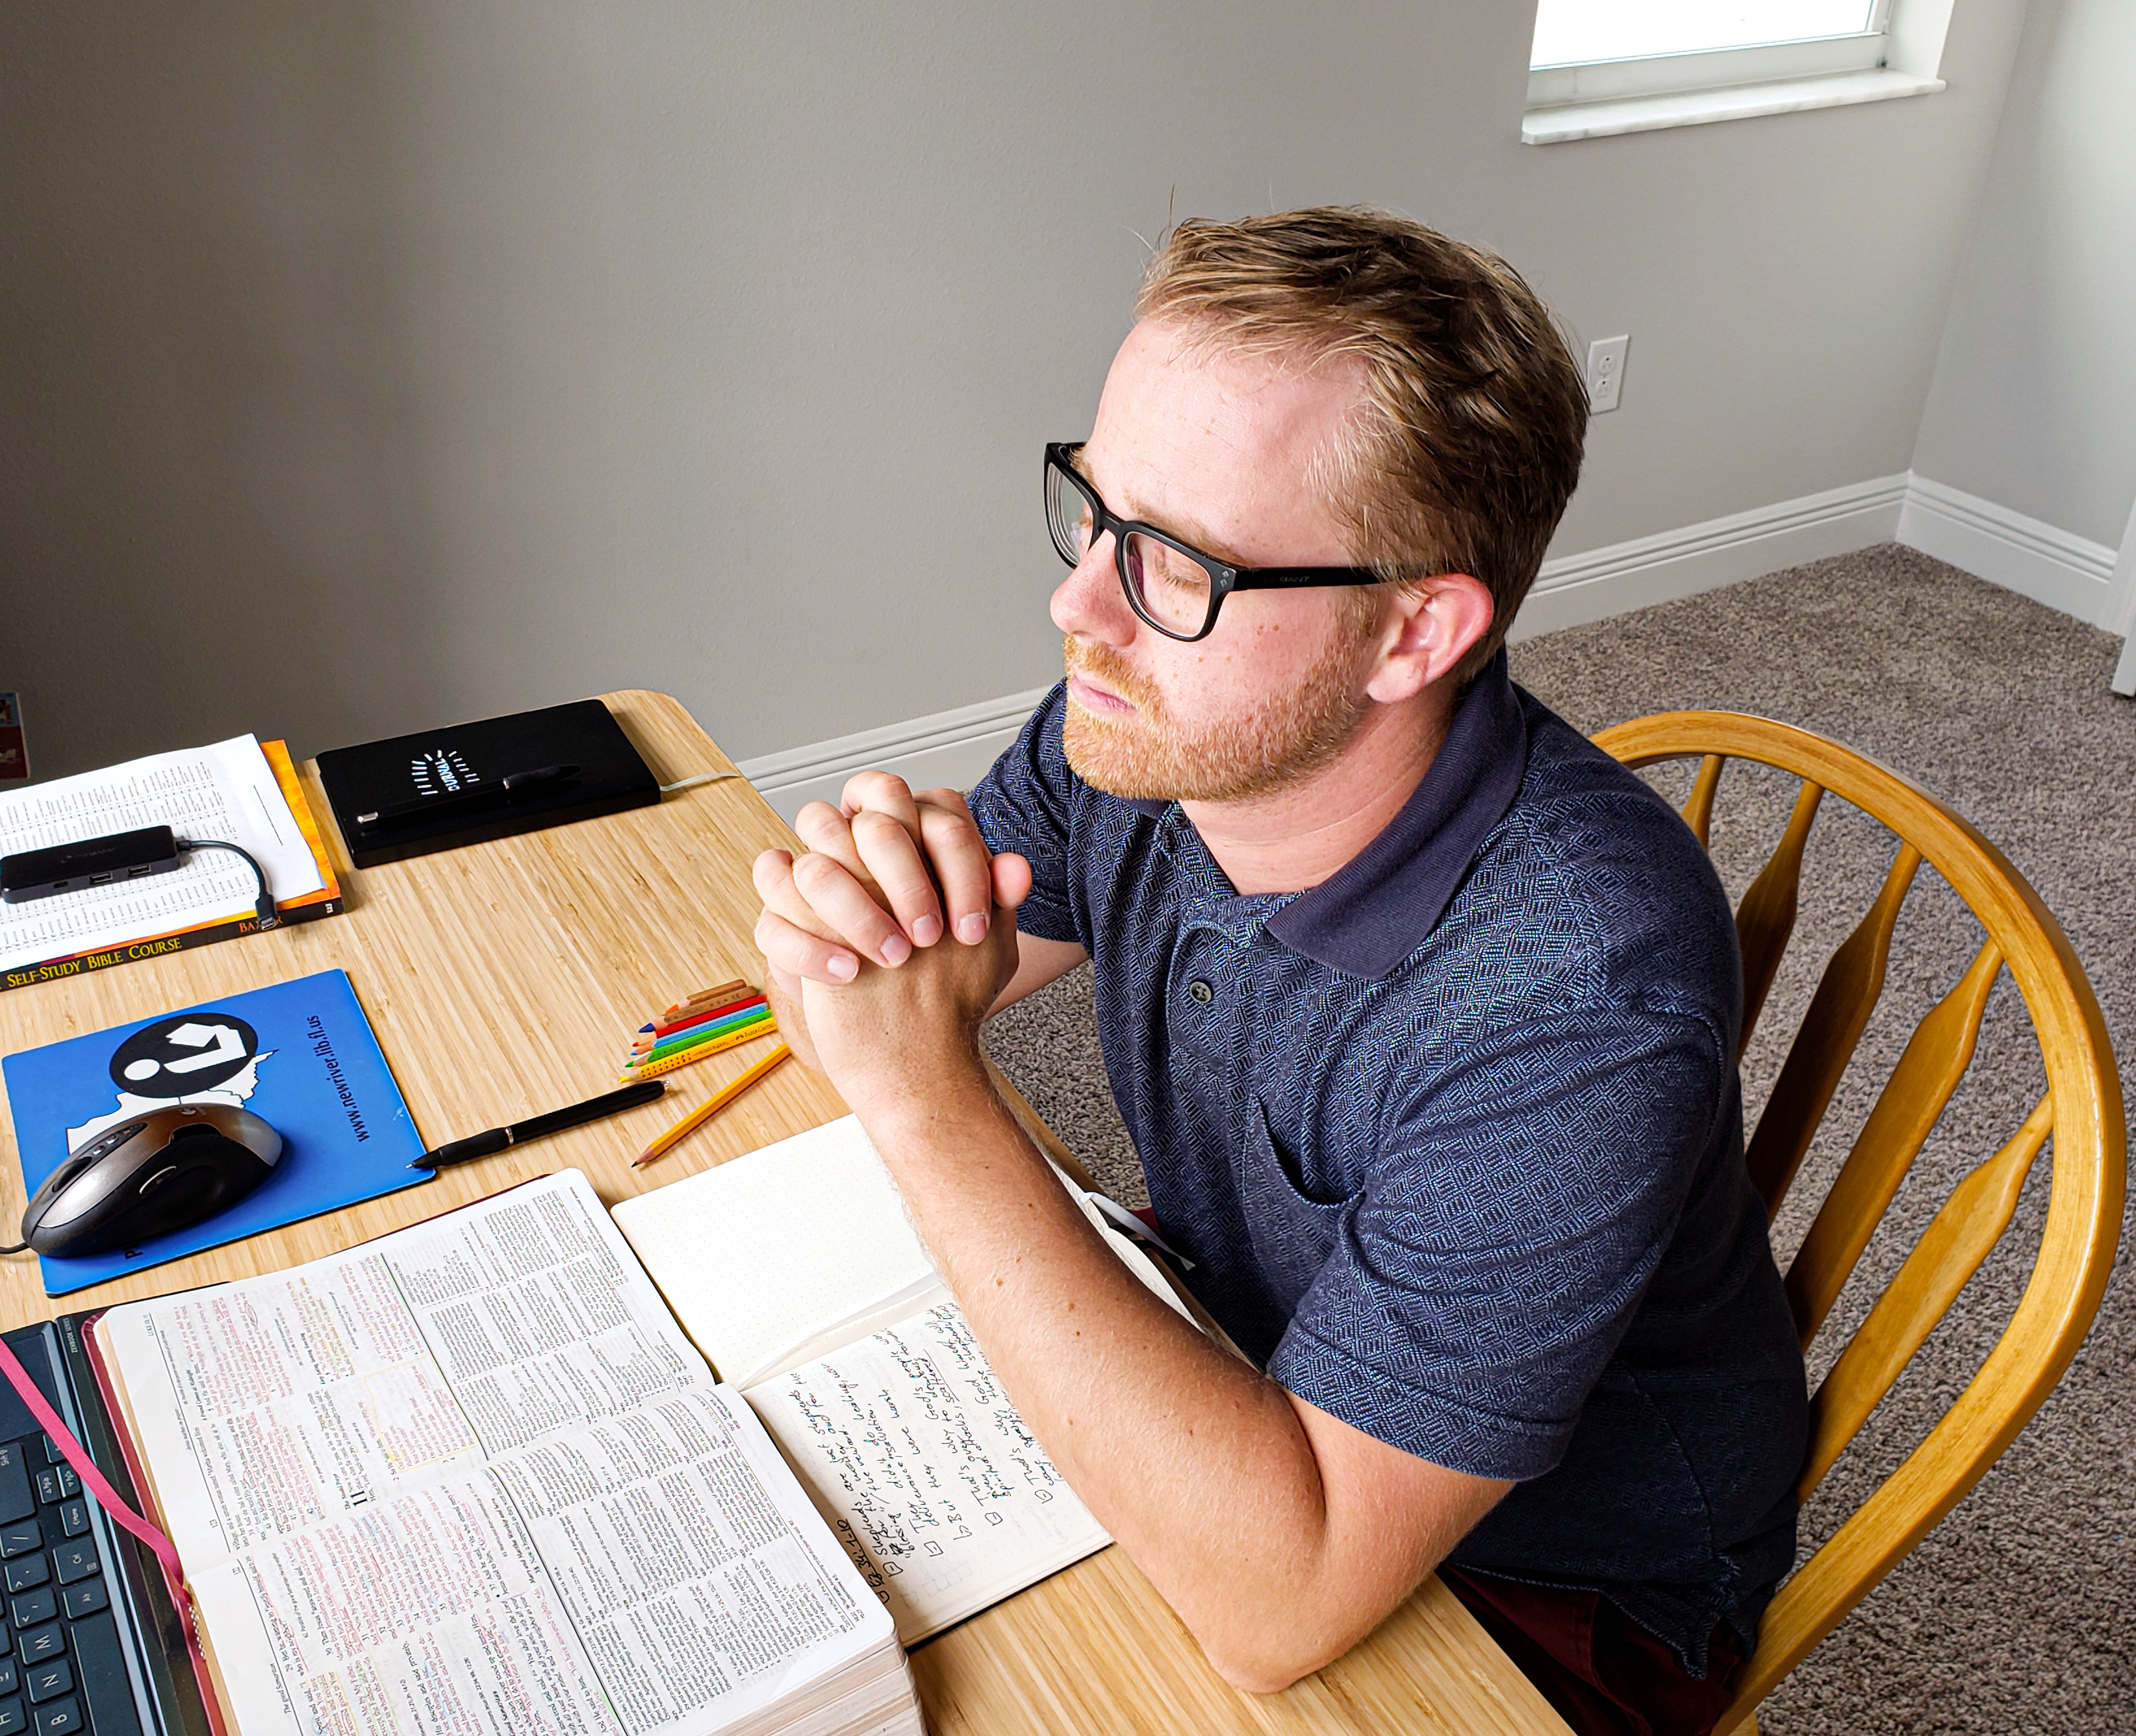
[1119,534,1212,636]
[1045,461,1095,563]
[1046,457,1214,638]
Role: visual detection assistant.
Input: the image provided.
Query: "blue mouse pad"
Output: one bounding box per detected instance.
[1,969,429,1295]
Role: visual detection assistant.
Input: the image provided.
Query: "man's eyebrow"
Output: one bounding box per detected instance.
[1075,447,1250,568]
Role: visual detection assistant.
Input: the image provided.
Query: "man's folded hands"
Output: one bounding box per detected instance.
[751,772,1032,1104]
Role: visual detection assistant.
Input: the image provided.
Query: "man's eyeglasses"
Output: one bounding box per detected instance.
[1044,442,1385,643]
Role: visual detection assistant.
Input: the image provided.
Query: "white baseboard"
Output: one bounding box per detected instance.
[737,470,2128,823]
[1895,475,2120,628]
[1510,472,1909,641]
[2111,496,2136,696]
[738,687,1052,826]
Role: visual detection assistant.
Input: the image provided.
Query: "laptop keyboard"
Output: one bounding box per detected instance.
[0,1434,118,1736]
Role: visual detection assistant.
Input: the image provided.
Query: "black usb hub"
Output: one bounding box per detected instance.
[0,826,184,903]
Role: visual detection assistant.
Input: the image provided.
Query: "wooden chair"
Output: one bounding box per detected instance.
[1590,712,2124,1735]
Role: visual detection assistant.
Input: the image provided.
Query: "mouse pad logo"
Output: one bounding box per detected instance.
[70,1012,275,1154]
[108,1015,261,1097]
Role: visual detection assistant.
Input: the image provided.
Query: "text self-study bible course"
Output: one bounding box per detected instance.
[3,968,428,1294]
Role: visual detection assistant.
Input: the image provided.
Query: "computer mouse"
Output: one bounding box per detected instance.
[18,1103,283,1258]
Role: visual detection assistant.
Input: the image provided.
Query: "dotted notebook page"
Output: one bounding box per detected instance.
[611,1114,941,1386]
[0,735,325,974]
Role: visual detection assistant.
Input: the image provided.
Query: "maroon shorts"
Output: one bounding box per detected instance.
[1438,1567,1746,1736]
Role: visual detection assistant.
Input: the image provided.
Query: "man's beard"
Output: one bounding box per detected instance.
[1060,630,1376,804]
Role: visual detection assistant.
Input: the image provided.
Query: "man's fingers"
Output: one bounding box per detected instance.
[793,801,868,874]
[752,848,839,941]
[752,847,799,902]
[991,850,1034,912]
[850,810,945,951]
[908,800,996,943]
[754,906,861,986]
[839,771,922,834]
[846,774,952,949]
[787,776,1010,957]
[790,849,916,967]
[906,789,1006,945]
[791,802,922,957]
[801,781,952,953]
[753,846,872,977]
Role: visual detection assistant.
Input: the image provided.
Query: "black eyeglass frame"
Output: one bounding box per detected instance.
[1045,442,1386,642]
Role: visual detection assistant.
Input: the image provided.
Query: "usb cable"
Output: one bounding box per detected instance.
[175,837,278,927]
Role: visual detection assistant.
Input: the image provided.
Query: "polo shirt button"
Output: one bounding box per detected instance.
[1188,978,1214,1004]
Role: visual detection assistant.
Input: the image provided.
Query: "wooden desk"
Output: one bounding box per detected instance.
[0,692,1566,1736]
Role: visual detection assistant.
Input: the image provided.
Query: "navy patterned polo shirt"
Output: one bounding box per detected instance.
[968,650,1807,1673]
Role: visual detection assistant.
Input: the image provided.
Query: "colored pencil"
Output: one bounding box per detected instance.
[652,988,739,1024]
[652,988,764,1030]
[635,992,767,1043]
[630,1001,768,1055]
[619,1019,776,1082]
[632,1044,793,1168]
[632,1005,772,1065]
[630,1008,771,1062]
[660,980,748,1021]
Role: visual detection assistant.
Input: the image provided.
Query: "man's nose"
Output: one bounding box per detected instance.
[1050,533,1136,647]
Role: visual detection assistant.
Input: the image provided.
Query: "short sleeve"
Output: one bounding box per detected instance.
[965,683,1085,949]
[1267,1002,1727,1481]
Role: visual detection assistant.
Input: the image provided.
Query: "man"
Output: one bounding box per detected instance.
[751,208,1806,1735]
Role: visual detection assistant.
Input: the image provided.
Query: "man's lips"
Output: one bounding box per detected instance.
[1066,669,1138,715]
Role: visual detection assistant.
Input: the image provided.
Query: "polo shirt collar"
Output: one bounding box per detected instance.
[1264,648,1529,979]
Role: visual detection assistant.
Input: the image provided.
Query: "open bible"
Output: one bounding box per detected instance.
[611,1114,1195,1646]
[82,1116,1192,1733]
[89,1171,921,1736]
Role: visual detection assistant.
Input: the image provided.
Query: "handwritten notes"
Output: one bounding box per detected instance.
[748,1303,1109,1644]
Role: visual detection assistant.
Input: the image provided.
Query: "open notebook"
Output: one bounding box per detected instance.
[612,1114,1193,1645]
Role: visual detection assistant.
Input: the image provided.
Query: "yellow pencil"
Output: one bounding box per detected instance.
[633,1044,793,1168]
[618,1019,777,1082]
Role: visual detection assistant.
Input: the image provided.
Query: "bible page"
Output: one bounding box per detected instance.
[101,1170,706,1556]
[99,1171,893,1736]
[177,1386,888,1736]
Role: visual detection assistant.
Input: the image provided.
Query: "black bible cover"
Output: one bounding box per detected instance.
[316,699,660,868]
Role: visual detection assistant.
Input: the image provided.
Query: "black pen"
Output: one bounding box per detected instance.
[411,1079,667,1169]
[357,763,581,831]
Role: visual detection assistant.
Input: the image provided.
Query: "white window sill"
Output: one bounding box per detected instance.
[1523,68,1944,144]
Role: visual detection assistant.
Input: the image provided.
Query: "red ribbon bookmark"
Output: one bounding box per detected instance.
[0,1334,190,1616]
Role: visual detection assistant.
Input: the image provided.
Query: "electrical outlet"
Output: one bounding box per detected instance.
[1586,335,1629,415]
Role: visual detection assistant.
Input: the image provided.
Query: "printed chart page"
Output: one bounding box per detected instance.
[743,1300,1111,1646]
[0,734,326,973]
[100,1171,893,1736]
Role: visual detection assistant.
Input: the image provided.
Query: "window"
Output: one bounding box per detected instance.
[1525,0,1951,144]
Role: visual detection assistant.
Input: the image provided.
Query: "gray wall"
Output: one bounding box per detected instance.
[0,1,2032,782]
[1911,0,2136,552]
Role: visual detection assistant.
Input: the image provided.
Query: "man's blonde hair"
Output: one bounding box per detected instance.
[1137,207,1587,681]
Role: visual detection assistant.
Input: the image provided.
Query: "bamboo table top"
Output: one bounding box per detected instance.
[0,690,1567,1736]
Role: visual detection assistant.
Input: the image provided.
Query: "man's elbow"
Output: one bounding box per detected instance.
[1209,1653,1323,1697]
[1197,1622,1355,1696]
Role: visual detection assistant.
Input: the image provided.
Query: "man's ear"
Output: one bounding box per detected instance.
[1364,574,1495,703]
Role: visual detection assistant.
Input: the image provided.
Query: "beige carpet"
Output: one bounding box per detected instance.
[982,545,2135,1734]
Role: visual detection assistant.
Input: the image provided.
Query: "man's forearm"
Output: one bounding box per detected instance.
[846,1064,1453,1689]
[759,826,1504,1689]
